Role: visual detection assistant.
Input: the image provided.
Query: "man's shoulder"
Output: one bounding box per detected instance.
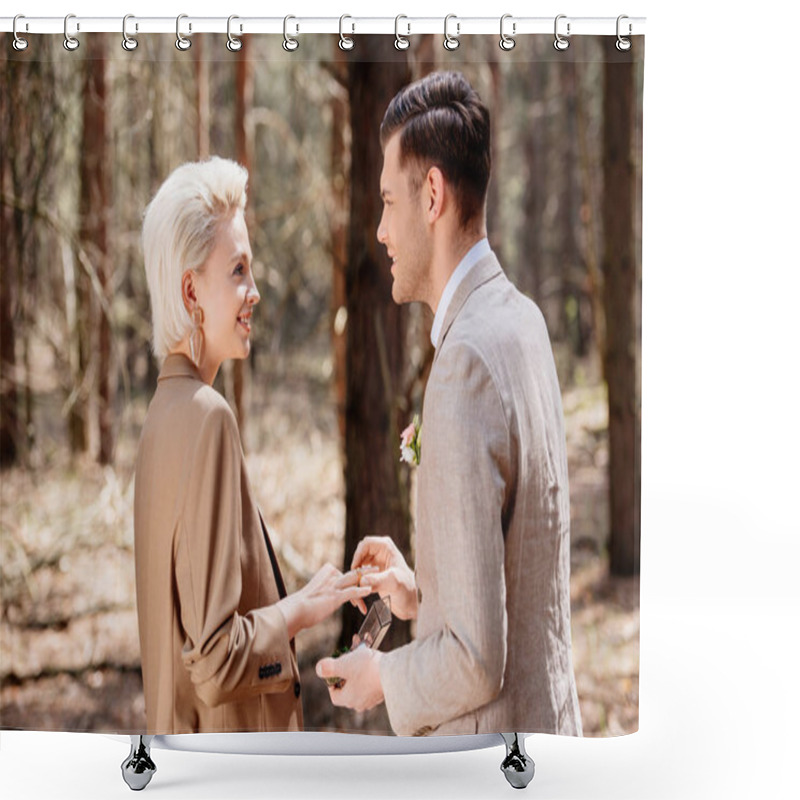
[448,273,545,353]
[434,272,558,416]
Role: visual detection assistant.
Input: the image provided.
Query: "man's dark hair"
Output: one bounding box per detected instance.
[380,71,491,230]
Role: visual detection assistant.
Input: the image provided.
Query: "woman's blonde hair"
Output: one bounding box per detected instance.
[141,157,249,360]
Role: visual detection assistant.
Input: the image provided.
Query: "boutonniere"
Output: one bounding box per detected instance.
[399,414,422,467]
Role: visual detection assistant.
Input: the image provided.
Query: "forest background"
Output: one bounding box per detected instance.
[0,30,642,735]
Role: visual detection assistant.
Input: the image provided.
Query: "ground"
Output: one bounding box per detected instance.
[0,365,638,736]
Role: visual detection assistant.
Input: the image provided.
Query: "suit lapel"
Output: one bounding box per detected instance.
[433,252,503,360]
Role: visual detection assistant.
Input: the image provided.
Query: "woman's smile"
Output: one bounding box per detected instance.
[237,309,253,334]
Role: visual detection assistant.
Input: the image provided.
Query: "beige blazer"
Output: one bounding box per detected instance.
[134,353,303,734]
[379,253,582,737]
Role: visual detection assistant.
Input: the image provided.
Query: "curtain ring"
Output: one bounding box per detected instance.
[176,14,191,51]
[499,14,516,51]
[63,13,80,51]
[553,14,570,51]
[227,15,243,51]
[616,15,632,51]
[339,14,355,51]
[122,14,138,51]
[443,14,460,51]
[283,15,299,51]
[12,15,29,51]
[394,15,410,51]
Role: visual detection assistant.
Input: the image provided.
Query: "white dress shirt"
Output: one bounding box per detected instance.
[430,238,492,348]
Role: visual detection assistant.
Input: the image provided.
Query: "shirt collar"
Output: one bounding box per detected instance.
[158,352,202,382]
[430,238,491,348]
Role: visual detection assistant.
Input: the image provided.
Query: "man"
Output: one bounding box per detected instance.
[316,71,582,738]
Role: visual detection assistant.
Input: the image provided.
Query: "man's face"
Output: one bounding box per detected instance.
[377,133,433,306]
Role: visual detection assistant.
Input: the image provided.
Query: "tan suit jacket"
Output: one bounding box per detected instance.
[380,253,582,737]
[134,353,303,734]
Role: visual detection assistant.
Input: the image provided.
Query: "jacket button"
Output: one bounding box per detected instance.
[294,681,301,698]
[417,587,423,605]
[259,662,282,679]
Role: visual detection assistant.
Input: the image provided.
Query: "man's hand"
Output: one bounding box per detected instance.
[351,536,418,620]
[316,646,385,713]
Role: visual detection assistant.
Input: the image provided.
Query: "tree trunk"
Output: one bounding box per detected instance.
[195,34,210,160]
[4,51,59,465]
[233,47,255,447]
[0,165,17,467]
[69,57,94,455]
[558,60,582,359]
[602,58,640,577]
[410,34,437,81]
[78,33,114,464]
[521,36,546,303]
[0,53,19,467]
[487,56,503,263]
[330,47,350,443]
[575,52,606,363]
[340,39,412,651]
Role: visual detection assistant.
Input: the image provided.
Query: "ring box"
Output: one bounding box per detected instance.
[326,596,392,688]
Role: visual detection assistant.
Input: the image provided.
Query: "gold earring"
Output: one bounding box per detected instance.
[189,306,205,367]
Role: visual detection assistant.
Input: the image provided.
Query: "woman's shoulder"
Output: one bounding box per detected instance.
[180,382,239,435]
[146,376,238,442]
[193,386,240,439]
[191,382,234,416]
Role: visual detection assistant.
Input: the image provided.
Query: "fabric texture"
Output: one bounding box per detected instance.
[379,252,582,737]
[133,353,303,734]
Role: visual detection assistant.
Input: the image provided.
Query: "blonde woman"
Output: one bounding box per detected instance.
[134,157,370,734]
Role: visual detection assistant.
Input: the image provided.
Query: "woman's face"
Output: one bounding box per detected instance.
[190,209,259,379]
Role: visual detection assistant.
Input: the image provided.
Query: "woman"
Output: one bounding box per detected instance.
[134,157,370,734]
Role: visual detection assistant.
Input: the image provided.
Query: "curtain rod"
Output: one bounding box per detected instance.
[1,15,646,38]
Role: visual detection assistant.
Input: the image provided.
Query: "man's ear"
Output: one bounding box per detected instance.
[425,166,446,224]
[181,270,197,313]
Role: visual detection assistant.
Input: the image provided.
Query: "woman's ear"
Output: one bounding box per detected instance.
[181,270,197,313]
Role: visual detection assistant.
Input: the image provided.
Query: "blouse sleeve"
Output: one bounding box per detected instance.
[174,401,295,708]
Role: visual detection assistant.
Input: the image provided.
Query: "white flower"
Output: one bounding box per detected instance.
[400,445,416,465]
[399,415,421,467]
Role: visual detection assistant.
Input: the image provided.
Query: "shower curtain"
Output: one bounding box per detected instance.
[0,22,643,739]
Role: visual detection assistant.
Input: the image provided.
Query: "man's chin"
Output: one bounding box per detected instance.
[391,281,411,306]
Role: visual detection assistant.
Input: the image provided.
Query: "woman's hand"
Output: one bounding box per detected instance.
[351,536,418,621]
[277,563,373,640]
